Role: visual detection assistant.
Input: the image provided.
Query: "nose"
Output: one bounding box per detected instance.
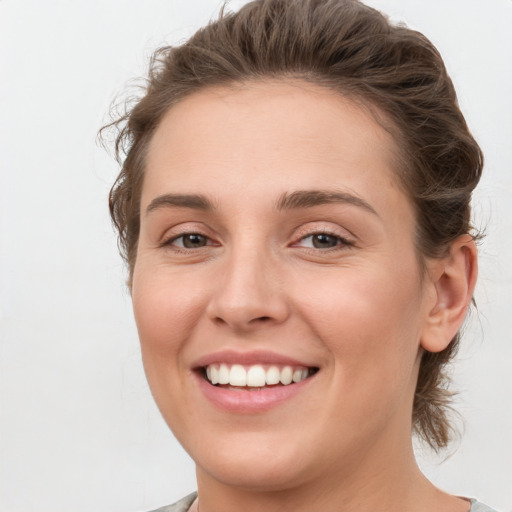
[206,247,290,332]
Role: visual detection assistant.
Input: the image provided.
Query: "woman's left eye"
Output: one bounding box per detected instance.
[296,233,349,249]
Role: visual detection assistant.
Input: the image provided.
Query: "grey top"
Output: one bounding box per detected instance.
[149,493,196,512]
[148,492,499,512]
[470,500,500,512]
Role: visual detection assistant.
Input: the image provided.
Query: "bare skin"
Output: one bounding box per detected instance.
[132,81,477,512]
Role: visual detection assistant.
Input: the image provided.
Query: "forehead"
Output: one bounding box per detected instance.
[143,80,406,219]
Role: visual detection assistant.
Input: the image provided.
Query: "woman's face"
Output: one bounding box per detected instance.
[132,81,438,491]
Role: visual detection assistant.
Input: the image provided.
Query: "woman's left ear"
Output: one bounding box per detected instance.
[420,235,478,353]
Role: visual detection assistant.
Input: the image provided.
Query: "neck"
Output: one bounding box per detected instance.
[193,435,463,512]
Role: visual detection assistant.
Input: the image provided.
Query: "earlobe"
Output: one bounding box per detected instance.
[420,235,478,353]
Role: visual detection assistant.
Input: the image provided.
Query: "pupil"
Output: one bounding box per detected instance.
[183,234,206,248]
[313,234,338,248]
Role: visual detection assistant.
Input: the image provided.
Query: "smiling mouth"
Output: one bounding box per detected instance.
[202,363,319,390]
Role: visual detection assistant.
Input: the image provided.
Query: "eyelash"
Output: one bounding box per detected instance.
[293,230,355,251]
[162,229,354,253]
[162,232,215,251]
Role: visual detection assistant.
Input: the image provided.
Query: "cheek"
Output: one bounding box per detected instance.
[130,266,212,426]
[131,266,207,366]
[294,261,424,380]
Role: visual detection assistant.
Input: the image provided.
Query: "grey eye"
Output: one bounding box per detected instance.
[178,234,208,248]
[310,233,340,249]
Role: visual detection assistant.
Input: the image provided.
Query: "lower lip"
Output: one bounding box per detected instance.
[194,372,316,413]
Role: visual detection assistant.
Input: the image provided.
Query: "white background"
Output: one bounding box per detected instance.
[1,1,511,511]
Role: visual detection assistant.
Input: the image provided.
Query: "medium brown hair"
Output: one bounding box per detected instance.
[105,0,483,450]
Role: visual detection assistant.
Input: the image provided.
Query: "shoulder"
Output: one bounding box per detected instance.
[147,492,197,512]
[470,499,500,512]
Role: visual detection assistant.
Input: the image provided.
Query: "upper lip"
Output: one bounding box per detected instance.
[192,350,317,369]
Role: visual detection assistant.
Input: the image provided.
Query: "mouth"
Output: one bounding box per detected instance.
[193,352,320,412]
[201,363,319,390]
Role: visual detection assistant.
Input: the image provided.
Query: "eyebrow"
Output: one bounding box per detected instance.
[276,189,378,216]
[145,193,216,215]
[144,189,378,217]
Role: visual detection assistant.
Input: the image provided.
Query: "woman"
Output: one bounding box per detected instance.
[106,0,495,510]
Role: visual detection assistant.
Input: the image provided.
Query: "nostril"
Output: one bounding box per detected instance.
[253,316,271,322]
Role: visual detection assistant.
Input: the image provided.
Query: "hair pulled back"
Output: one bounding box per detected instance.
[105,0,483,450]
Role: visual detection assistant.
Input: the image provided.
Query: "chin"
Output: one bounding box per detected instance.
[198,454,310,492]
[185,430,317,491]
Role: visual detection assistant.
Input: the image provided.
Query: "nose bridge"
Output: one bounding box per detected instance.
[207,237,288,329]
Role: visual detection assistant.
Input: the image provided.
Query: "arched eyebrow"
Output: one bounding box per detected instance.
[145,193,216,215]
[145,190,378,216]
[276,190,378,216]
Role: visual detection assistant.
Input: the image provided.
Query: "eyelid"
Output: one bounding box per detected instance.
[291,223,356,247]
[293,233,354,251]
[169,233,208,248]
[158,223,219,248]
[157,222,355,251]
[163,232,218,247]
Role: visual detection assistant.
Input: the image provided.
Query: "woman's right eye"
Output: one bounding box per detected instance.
[168,233,210,249]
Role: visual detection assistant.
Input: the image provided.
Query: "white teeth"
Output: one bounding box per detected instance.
[229,364,247,386]
[205,363,312,387]
[209,365,219,384]
[247,365,267,387]
[292,368,303,383]
[218,363,230,384]
[280,366,293,385]
[266,366,280,385]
